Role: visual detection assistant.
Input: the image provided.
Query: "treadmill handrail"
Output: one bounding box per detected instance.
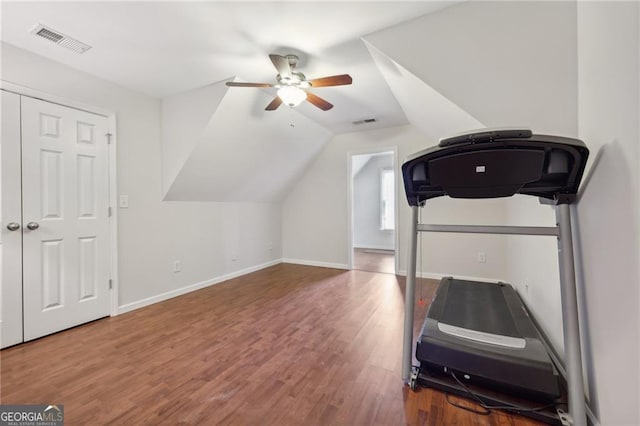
[417,224,559,237]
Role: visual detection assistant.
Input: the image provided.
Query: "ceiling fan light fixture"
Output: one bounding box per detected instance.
[226,53,351,111]
[277,86,307,107]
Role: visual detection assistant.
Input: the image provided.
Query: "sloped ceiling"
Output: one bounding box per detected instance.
[351,152,394,178]
[363,40,483,142]
[161,79,231,192]
[363,1,578,136]
[159,1,579,203]
[162,79,332,202]
[352,154,374,178]
[0,1,457,134]
[1,1,579,203]
[0,1,462,204]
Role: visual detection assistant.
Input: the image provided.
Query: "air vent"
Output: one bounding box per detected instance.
[352,118,377,125]
[30,24,92,54]
[35,27,63,43]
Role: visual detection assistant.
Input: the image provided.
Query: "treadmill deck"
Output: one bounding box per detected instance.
[416,277,560,401]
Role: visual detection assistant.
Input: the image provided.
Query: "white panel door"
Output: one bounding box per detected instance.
[21,96,110,341]
[1,90,24,348]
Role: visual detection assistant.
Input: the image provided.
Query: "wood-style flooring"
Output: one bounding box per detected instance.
[0,264,542,425]
[353,248,396,274]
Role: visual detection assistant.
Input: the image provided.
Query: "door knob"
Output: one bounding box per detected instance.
[26,222,39,230]
[6,222,20,231]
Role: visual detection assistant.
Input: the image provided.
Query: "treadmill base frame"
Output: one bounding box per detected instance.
[413,366,564,425]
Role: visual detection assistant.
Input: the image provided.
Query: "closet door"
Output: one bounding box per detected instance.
[21,96,110,341]
[1,90,24,348]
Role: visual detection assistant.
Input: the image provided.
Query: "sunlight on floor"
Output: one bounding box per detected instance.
[353,248,395,274]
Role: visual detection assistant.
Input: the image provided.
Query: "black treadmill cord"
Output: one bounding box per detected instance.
[445,393,491,415]
[449,371,557,414]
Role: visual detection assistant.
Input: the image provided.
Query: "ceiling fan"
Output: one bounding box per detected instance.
[225,54,352,111]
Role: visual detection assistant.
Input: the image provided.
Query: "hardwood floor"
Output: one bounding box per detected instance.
[0,264,542,425]
[353,248,396,274]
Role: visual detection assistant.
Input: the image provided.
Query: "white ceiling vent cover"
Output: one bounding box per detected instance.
[30,24,91,54]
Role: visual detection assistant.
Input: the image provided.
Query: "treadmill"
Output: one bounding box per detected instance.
[400,129,589,425]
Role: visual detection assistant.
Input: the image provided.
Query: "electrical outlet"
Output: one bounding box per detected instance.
[477,252,486,263]
[173,260,182,273]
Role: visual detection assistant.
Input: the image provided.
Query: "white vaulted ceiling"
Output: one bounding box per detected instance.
[1,2,578,203]
[363,1,579,136]
[0,1,457,133]
[8,0,577,204]
[161,79,332,202]
[1,1,466,202]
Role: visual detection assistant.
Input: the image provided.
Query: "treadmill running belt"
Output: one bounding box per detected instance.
[441,281,519,338]
[417,278,561,402]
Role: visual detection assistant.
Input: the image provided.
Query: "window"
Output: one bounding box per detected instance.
[380,168,395,230]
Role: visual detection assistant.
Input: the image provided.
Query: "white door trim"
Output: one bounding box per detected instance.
[347,146,400,273]
[1,80,120,317]
[0,81,112,117]
[1,90,25,348]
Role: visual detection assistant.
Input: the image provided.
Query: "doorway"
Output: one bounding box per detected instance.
[349,149,397,274]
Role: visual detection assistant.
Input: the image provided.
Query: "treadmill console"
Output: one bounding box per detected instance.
[439,128,532,147]
[402,131,589,206]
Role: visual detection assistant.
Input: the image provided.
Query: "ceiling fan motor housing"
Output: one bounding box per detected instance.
[277,72,309,88]
[285,54,299,69]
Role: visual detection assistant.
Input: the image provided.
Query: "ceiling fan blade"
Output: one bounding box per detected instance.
[269,54,292,78]
[306,92,334,111]
[265,96,283,111]
[309,74,353,87]
[226,82,273,88]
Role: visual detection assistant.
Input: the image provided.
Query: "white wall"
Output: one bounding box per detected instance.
[574,3,640,424]
[282,124,509,282]
[1,42,282,309]
[353,154,394,250]
[503,198,562,349]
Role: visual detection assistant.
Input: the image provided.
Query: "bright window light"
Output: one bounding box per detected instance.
[380,168,395,230]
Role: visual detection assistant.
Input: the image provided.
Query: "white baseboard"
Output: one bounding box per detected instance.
[281,258,350,270]
[222,259,282,281]
[395,269,506,283]
[353,244,395,251]
[118,259,282,315]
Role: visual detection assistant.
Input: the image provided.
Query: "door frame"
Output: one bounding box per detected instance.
[347,146,399,273]
[1,80,120,317]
